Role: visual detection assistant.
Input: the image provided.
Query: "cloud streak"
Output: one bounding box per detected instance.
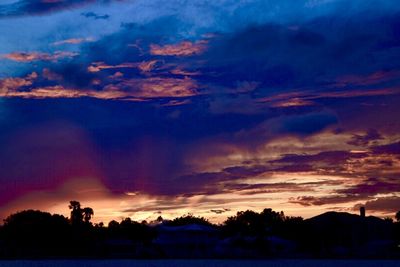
[2,51,78,62]
[150,40,208,57]
[52,37,94,46]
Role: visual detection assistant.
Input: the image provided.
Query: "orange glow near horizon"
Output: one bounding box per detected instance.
[0,172,395,226]
[0,127,398,225]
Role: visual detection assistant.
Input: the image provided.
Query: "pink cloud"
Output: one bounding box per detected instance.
[138,60,159,73]
[52,37,94,46]
[105,76,199,98]
[0,72,38,95]
[0,72,199,100]
[109,71,124,80]
[271,98,315,108]
[170,68,201,76]
[87,62,137,72]
[2,51,78,62]
[150,40,207,57]
[1,85,130,99]
[139,77,198,98]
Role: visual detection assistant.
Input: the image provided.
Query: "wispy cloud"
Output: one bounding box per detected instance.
[105,77,200,98]
[0,72,200,100]
[87,62,137,72]
[52,37,94,46]
[2,51,78,62]
[334,70,400,88]
[138,60,159,73]
[150,40,207,57]
[258,87,400,107]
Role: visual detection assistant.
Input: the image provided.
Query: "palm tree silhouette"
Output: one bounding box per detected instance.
[69,200,83,225]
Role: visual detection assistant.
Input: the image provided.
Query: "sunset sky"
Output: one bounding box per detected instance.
[0,0,399,224]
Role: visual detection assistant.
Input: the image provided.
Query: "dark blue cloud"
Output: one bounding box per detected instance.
[81,11,109,20]
[280,112,338,135]
[0,0,115,18]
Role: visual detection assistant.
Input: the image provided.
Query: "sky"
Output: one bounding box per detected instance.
[0,0,399,224]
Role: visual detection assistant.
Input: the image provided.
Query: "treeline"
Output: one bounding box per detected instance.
[0,201,399,259]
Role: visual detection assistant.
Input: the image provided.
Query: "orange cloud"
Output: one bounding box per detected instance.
[270,98,315,108]
[52,37,94,46]
[2,51,78,62]
[170,68,201,76]
[104,77,199,98]
[109,72,124,80]
[1,85,131,99]
[0,72,38,95]
[150,40,207,56]
[136,77,199,98]
[87,62,137,72]
[0,72,126,99]
[138,60,159,73]
[0,72,199,100]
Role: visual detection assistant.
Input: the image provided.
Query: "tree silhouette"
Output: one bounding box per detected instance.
[82,207,94,224]
[68,201,94,226]
[68,200,81,210]
[167,214,213,226]
[222,208,301,239]
[2,210,71,257]
[0,205,397,259]
[223,210,266,236]
[108,220,120,229]
[69,200,83,225]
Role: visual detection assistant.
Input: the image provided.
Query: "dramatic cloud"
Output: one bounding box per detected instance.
[353,197,400,214]
[0,0,400,222]
[347,129,383,146]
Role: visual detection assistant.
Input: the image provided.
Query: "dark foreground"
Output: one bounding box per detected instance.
[0,260,400,267]
[1,206,400,259]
